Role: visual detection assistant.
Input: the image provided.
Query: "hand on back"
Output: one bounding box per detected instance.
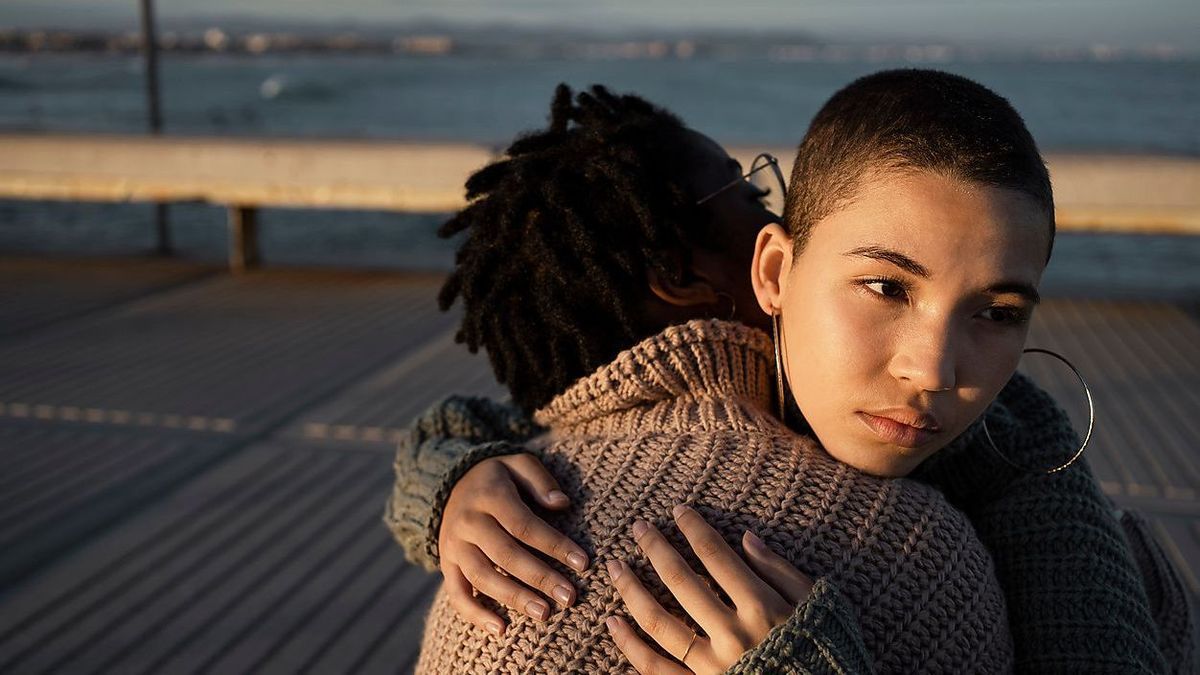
[605,505,814,674]
[437,453,816,674]
[437,453,589,636]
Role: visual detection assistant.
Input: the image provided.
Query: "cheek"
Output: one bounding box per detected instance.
[781,288,887,407]
[796,289,887,367]
[950,329,1029,431]
[965,331,1026,395]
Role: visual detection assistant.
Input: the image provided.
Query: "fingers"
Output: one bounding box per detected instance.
[671,506,780,612]
[605,615,691,675]
[627,521,730,638]
[457,545,554,622]
[497,453,572,510]
[742,531,814,606]
[443,562,507,637]
[607,559,701,661]
[489,488,590,573]
[471,516,579,608]
[608,559,705,668]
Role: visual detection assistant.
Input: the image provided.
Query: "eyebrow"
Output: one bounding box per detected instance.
[845,245,1042,305]
[845,246,930,278]
[986,281,1042,306]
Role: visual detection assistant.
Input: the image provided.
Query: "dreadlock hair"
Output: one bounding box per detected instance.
[784,69,1055,261]
[438,84,718,413]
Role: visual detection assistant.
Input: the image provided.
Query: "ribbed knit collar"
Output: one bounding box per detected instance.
[534,319,774,431]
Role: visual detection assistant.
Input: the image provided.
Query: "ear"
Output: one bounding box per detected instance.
[647,267,720,307]
[751,223,794,316]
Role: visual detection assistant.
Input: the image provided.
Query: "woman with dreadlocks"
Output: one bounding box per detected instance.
[392,79,1190,673]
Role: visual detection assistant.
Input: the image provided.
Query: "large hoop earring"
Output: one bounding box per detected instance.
[771,311,786,420]
[982,347,1095,474]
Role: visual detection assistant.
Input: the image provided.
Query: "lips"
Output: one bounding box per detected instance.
[857,410,941,448]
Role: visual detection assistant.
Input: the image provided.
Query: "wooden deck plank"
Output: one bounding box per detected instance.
[301,566,437,675]
[195,535,399,673]
[1026,302,1151,492]
[1026,300,1200,498]
[1081,300,1200,497]
[112,453,386,674]
[284,327,505,449]
[0,441,297,668]
[0,269,464,596]
[0,270,452,429]
[0,445,374,674]
[0,430,170,532]
[356,581,441,675]
[258,548,428,673]
[0,427,230,590]
[0,257,217,340]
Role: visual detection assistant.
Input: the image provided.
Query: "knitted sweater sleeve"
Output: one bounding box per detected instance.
[915,372,1191,673]
[381,395,540,572]
[726,578,873,675]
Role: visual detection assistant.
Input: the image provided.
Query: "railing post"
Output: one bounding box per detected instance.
[140,0,170,255]
[153,203,171,255]
[228,205,261,272]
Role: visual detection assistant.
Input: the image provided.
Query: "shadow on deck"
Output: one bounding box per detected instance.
[0,256,1196,673]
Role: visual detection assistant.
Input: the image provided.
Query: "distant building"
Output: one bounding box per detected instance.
[394,35,453,56]
[203,28,228,52]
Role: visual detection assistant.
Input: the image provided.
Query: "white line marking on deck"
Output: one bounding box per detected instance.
[0,401,237,434]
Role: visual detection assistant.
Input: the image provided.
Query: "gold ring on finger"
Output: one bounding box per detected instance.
[681,630,699,663]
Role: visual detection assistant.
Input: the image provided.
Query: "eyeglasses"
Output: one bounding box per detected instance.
[695,152,788,207]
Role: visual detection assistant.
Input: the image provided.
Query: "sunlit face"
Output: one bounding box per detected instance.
[754,169,1051,477]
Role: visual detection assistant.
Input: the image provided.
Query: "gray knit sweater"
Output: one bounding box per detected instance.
[406,320,1013,673]
[387,320,1195,674]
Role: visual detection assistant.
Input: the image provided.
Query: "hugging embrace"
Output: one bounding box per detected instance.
[386,70,1194,673]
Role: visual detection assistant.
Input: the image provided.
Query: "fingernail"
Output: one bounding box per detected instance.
[525,600,549,621]
[567,551,588,572]
[606,559,622,581]
[605,616,620,632]
[631,520,649,540]
[486,621,503,637]
[547,490,568,504]
[672,504,688,519]
[552,585,573,605]
[744,530,766,553]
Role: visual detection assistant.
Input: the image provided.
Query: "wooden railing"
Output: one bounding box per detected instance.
[2,134,1197,271]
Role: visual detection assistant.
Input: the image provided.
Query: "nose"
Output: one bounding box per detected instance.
[887,322,957,393]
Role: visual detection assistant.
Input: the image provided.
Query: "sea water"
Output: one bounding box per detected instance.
[0,53,1197,297]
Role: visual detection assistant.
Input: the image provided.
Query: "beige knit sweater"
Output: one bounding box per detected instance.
[414,319,1013,674]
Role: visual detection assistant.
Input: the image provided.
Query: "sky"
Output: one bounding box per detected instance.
[3,0,1199,48]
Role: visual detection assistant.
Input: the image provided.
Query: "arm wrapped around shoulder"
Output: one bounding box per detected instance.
[382,395,541,571]
[917,371,1185,672]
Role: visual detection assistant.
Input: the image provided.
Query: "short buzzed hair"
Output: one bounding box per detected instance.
[784,69,1055,260]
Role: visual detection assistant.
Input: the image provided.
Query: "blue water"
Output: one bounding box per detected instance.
[1,53,1198,297]
[2,54,1197,151]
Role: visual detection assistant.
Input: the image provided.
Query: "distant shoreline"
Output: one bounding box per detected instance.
[1,30,1196,63]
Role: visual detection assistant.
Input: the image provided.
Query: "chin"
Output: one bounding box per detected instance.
[827,445,926,478]
[858,460,914,478]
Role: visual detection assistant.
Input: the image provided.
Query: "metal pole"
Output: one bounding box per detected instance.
[140,0,171,254]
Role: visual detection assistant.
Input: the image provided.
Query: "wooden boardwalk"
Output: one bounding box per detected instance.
[0,256,1196,674]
